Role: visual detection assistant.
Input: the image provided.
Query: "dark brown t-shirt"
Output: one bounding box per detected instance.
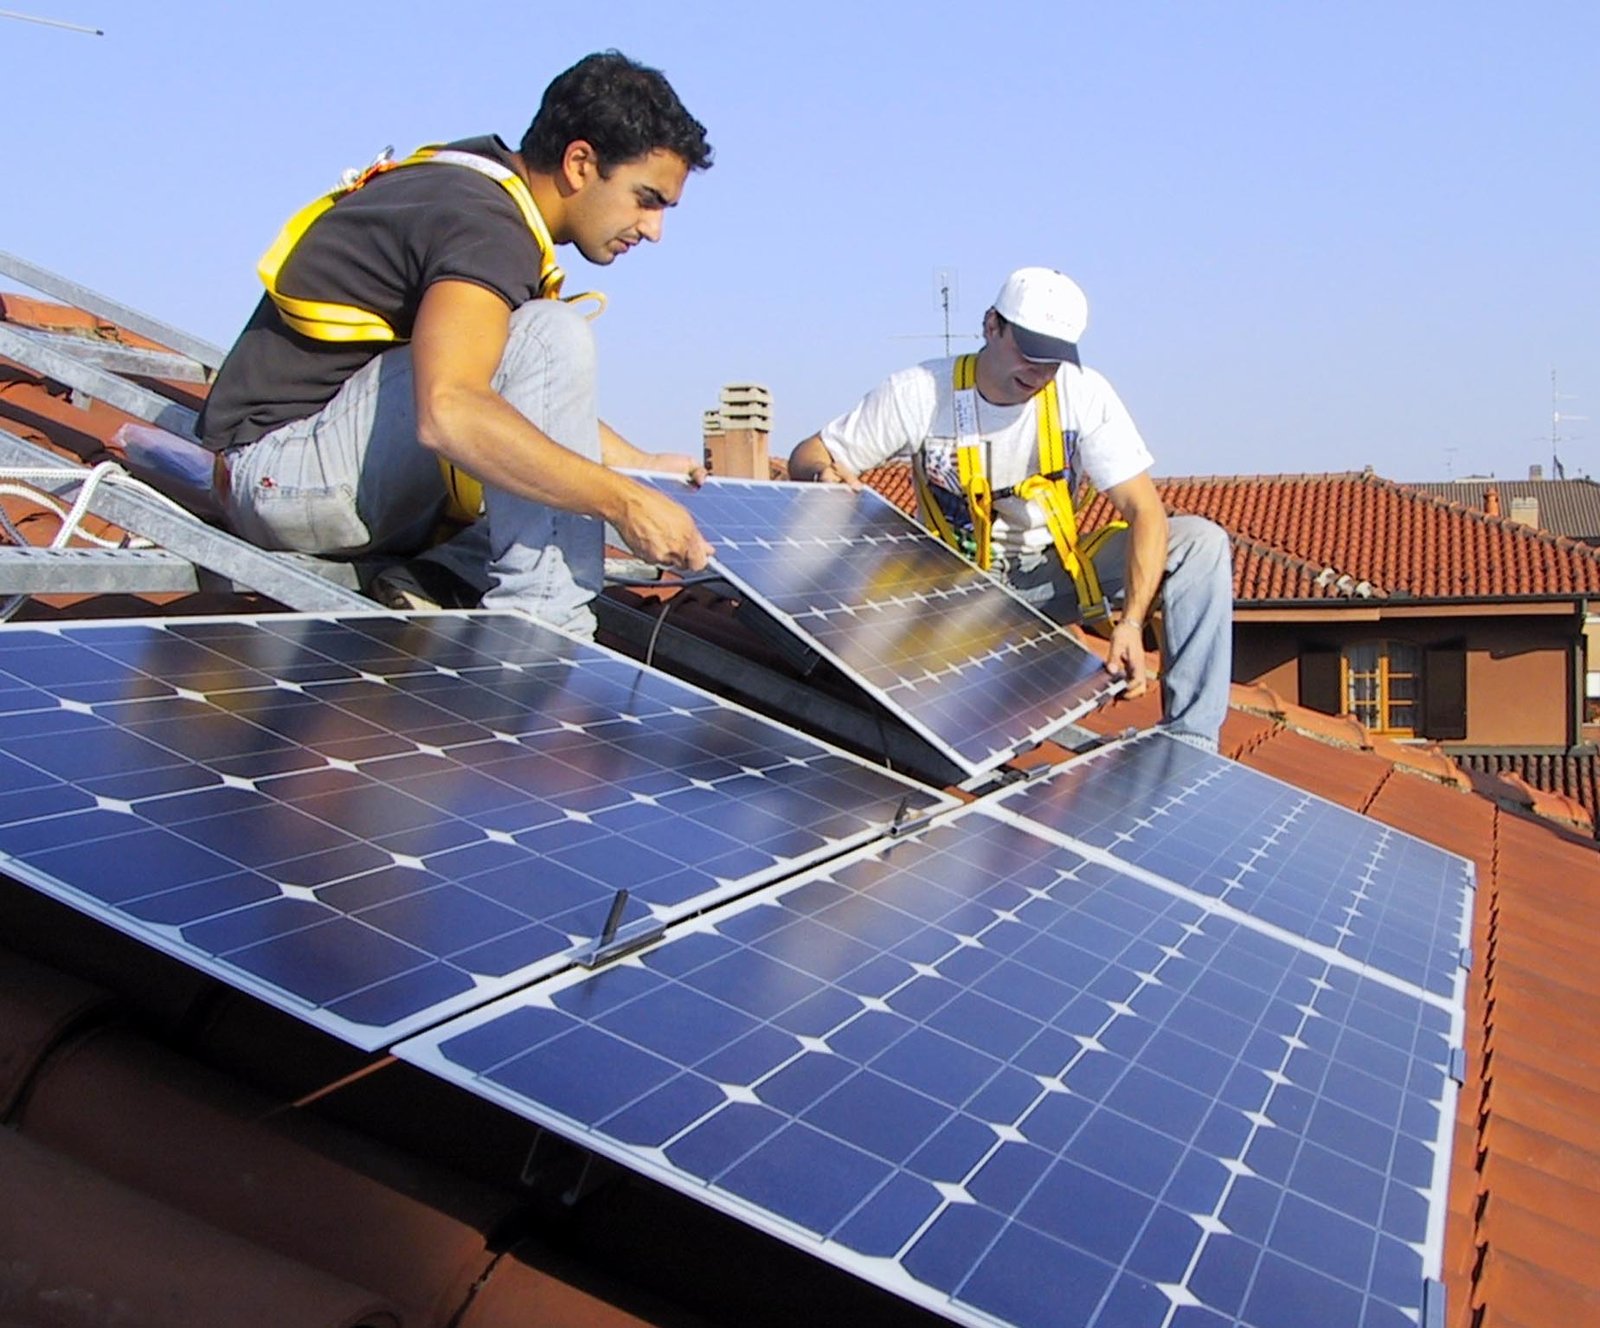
[199,135,545,451]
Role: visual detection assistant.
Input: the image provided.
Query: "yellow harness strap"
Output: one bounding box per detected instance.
[912,354,1126,622]
[951,354,995,569]
[1015,379,1117,621]
[255,144,605,526]
[257,144,579,343]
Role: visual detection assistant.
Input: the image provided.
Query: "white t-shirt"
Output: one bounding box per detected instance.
[818,356,1154,554]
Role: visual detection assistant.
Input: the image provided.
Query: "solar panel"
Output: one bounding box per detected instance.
[632,475,1116,777]
[399,806,1462,1328]
[991,732,1476,1000]
[0,611,947,1049]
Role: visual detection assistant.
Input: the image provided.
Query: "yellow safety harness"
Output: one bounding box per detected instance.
[258,144,574,340]
[257,144,602,522]
[911,353,1126,624]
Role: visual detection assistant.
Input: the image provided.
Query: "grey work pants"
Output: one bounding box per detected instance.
[222,299,605,637]
[1005,515,1235,748]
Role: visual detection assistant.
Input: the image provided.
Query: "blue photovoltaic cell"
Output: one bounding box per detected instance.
[399,808,1459,1328]
[994,732,1475,998]
[0,611,944,1048]
[633,475,1115,776]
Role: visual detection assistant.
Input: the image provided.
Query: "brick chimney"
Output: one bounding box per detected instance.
[700,409,723,472]
[703,383,772,479]
[1483,486,1501,517]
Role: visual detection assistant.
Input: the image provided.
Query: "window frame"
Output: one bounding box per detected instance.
[1341,639,1422,737]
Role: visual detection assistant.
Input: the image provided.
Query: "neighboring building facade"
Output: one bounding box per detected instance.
[1075,470,1600,749]
[1405,470,1600,733]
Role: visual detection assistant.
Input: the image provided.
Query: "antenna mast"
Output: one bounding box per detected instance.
[934,268,956,356]
[890,268,976,352]
[0,8,103,34]
[1551,368,1586,480]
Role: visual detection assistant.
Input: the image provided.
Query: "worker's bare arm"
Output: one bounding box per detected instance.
[788,434,862,488]
[1099,470,1169,698]
[599,419,705,484]
[410,281,711,570]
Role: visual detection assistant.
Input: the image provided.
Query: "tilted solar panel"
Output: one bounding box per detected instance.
[399,806,1462,1328]
[991,732,1476,999]
[630,475,1117,776]
[0,611,946,1049]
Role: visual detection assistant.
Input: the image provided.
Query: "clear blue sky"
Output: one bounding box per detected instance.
[7,1,1598,481]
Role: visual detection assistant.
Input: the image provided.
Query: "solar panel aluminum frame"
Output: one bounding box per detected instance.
[624,473,1121,783]
[398,800,1466,1328]
[0,608,955,1050]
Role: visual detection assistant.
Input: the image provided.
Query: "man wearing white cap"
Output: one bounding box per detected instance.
[789,267,1232,748]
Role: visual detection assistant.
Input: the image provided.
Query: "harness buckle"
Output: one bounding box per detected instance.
[338,146,396,193]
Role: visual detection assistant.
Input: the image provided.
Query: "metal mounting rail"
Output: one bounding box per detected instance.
[0,323,200,438]
[0,546,201,594]
[0,249,227,370]
[0,428,371,611]
[3,326,211,384]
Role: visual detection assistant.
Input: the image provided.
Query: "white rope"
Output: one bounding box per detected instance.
[0,462,197,551]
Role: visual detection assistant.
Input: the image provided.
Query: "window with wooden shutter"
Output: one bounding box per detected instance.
[1421,645,1467,740]
[1299,649,1341,715]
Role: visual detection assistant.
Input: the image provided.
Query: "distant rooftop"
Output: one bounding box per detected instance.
[1405,476,1600,543]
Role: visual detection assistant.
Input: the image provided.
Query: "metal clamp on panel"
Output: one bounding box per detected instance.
[1448,1047,1468,1085]
[1420,1277,1447,1328]
[577,889,666,969]
[888,793,937,839]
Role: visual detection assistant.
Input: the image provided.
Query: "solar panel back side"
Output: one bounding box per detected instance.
[633,475,1115,776]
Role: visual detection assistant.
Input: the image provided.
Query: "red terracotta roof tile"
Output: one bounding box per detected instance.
[1121,471,1600,600]
[0,1127,402,1328]
[860,460,916,515]
[1371,740,1474,791]
[15,1027,511,1324]
[1473,1246,1600,1327]
[456,1243,657,1328]
[0,947,111,1116]
[1455,751,1600,834]
[1235,725,1390,810]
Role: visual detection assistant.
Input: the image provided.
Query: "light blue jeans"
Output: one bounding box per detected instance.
[222,300,604,637]
[1005,515,1234,748]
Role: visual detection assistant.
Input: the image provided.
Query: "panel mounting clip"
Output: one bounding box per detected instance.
[576,888,666,968]
[888,793,936,839]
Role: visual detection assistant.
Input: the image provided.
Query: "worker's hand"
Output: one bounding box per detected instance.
[614,484,714,572]
[1104,618,1151,699]
[627,449,707,487]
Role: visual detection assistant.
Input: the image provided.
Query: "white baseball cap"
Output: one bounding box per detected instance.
[992,267,1088,365]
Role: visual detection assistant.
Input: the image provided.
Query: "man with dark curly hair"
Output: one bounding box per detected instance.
[200,51,715,634]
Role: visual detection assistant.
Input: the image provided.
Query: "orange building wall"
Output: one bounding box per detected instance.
[1462,622,1570,746]
[1231,614,1575,746]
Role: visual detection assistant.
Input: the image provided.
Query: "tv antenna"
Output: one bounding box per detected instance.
[1551,368,1585,480]
[0,8,103,34]
[892,267,978,355]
